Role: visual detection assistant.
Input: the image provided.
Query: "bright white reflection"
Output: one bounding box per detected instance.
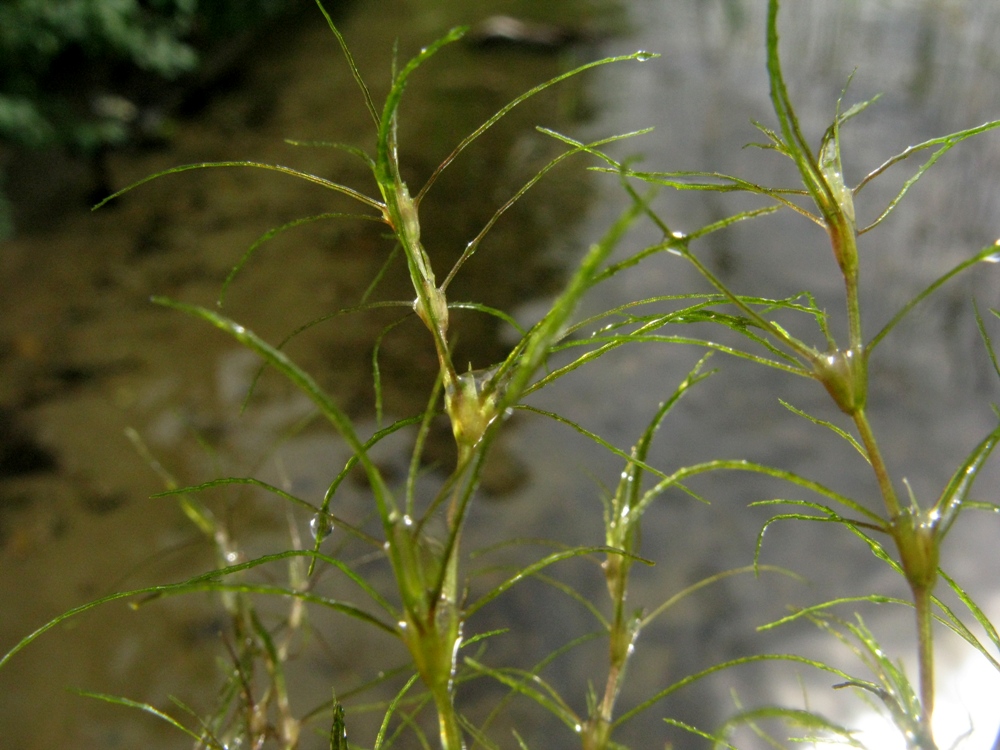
[810,646,1000,750]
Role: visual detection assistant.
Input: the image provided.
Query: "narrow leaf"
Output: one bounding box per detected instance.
[466,546,626,617]
[151,298,397,526]
[314,0,380,127]
[868,243,1000,353]
[932,420,1000,537]
[464,658,580,730]
[612,653,855,728]
[778,399,869,462]
[93,161,384,213]
[418,52,658,202]
[974,299,1000,383]
[857,118,1000,232]
[218,212,382,307]
[72,691,210,743]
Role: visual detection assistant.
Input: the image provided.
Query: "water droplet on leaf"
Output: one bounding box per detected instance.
[310,514,334,542]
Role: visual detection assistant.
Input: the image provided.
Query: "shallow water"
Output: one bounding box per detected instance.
[548,1,1000,746]
[2,1,999,748]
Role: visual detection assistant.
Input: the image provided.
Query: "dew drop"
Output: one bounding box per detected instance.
[982,251,1000,264]
[310,514,334,542]
[634,50,656,62]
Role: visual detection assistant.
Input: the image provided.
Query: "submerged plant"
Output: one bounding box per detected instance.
[2,2,999,749]
[570,1,1000,746]
[2,3,670,748]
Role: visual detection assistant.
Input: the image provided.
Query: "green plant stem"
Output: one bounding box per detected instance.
[585,557,632,750]
[913,584,936,735]
[828,139,942,742]
[431,677,464,750]
[856,405,938,739]
[399,588,464,750]
[838,228,863,354]
[852,409,901,520]
[594,555,635,750]
[384,180,456,388]
[401,461,475,750]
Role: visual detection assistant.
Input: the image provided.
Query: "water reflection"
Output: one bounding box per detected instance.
[540,0,1000,747]
[0,0,608,746]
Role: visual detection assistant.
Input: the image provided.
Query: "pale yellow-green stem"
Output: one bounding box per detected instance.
[382,176,457,392]
[398,554,464,750]
[913,585,936,734]
[853,410,902,521]
[855,384,939,738]
[826,206,940,738]
[581,509,640,750]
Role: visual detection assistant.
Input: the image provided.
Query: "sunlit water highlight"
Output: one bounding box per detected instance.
[810,646,1000,749]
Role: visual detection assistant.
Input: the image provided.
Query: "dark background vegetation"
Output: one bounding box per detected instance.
[0,0,326,236]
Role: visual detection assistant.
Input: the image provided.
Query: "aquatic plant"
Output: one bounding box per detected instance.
[572,2,1000,746]
[3,1,999,749]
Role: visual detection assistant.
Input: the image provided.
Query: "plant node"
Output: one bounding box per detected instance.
[812,345,867,415]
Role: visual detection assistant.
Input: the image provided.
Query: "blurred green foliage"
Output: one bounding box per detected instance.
[0,0,299,151]
[0,0,306,236]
